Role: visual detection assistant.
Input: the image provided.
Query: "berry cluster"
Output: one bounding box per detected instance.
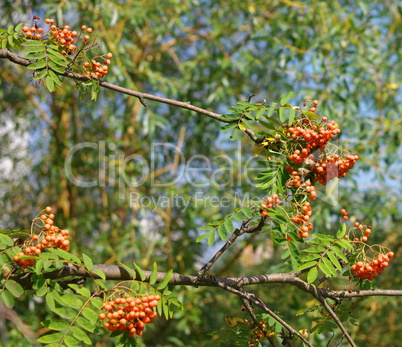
[351,222,372,243]
[340,208,349,221]
[285,167,317,201]
[288,119,340,164]
[50,23,79,54]
[100,295,160,337]
[20,16,114,78]
[312,154,359,185]
[286,101,358,188]
[351,252,394,280]
[82,53,113,78]
[260,194,281,217]
[13,207,70,268]
[291,202,313,238]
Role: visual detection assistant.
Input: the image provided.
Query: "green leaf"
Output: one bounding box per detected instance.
[53,306,77,319]
[0,233,14,247]
[118,263,137,279]
[149,262,158,285]
[280,91,295,106]
[224,219,234,234]
[220,113,240,121]
[327,251,342,271]
[229,128,243,141]
[303,246,326,253]
[288,108,295,126]
[217,224,227,241]
[255,107,266,119]
[300,253,321,262]
[266,103,277,118]
[4,280,24,298]
[336,223,347,238]
[47,53,68,67]
[232,212,245,221]
[279,108,286,122]
[22,40,45,46]
[42,319,69,331]
[297,261,318,271]
[71,326,91,345]
[331,246,348,263]
[196,232,209,243]
[37,333,63,344]
[7,25,14,34]
[48,61,65,74]
[36,285,48,297]
[46,48,68,61]
[307,267,318,283]
[61,294,83,309]
[15,23,23,32]
[34,69,48,80]
[82,307,98,324]
[157,269,173,290]
[281,248,289,259]
[0,289,15,308]
[48,70,61,86]
[241,207,253,219]
[21,45,45,54]
[133,262,146,281]
[91,269,106,280]
[91,80,99,101]
[322,257,337,276]
[82,254,93,271]
[45,75,55,92]
[336,239,353,251]
[64,335,80,347]
[27,59,47,70]
[318,262,333,277]
[207,229,215,246]
[76,317,95,333]
[220,123,237,132]
[90,296,103,310]
[46,292,56,310]
[24,52,46,60]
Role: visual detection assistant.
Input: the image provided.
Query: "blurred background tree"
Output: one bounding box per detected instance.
[0,0,401,346]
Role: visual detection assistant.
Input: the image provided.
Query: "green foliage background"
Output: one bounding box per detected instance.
[0,1,401,346]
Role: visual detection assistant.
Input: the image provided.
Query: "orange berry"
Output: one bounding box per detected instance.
[22,26,29,32]
[313,100,319,106]
[84,35,90,41]
[106,52,113,59]
[81,25,87,30]
[45,206,52,213]
[343,216,349,221]
[86,28,93,33]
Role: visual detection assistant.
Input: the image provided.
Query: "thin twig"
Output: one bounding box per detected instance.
[219,285,313,347]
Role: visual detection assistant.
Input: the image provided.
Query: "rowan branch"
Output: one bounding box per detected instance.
[0,48,259,142]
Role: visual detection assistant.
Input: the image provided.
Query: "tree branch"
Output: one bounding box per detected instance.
[0,48,261,141]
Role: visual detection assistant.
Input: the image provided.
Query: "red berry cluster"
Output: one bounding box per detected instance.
[100,295,160,337]
[340,208,349,221]
[13,206,70,268]
[312,154,359,185]
[351,252,394,280]
[260,194,281,216]
[291,202,313,238]
[288,119,340,164]
[285,167,317,201]
[21,17,53,40]
[351,222,372,243]
[49,23,79,54]
[82,52,113,78]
